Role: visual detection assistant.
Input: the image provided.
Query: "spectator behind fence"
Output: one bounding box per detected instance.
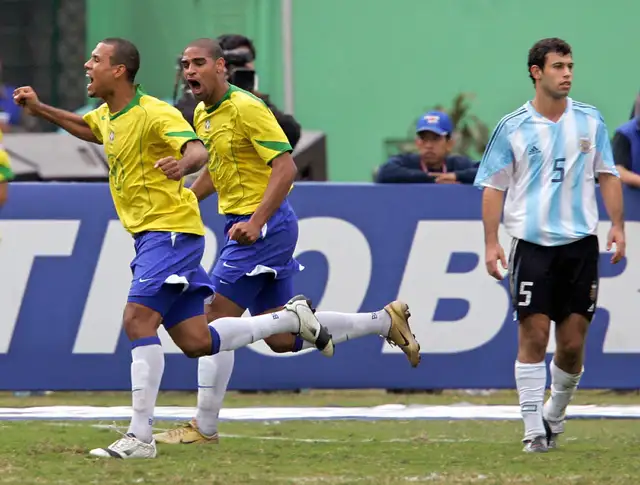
[613,114,640,188]
[375,111,478,184]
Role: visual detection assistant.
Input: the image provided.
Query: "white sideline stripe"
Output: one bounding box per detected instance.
[3,404,640,421]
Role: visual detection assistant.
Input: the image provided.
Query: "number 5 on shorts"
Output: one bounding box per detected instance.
[518,281,533,307]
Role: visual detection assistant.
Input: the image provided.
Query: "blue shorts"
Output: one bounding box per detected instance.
[210,199,302,315]
[128,231,215,329]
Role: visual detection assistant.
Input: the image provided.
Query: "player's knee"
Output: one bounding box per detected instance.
[265,333,296,353]
[555,338,584,368]
[518,319,550,361]
[178,340,209,359]
[123,304,161,340]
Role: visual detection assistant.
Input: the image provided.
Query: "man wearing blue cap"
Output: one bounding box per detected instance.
[375,110,478,184]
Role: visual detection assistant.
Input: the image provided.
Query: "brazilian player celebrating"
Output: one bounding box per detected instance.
[14,37,333,459]
[153,38,421,446]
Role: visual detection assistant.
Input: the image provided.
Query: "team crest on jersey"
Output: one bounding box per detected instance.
[579,137,591,153]
[109,131,115,142]
[205,119,211,130]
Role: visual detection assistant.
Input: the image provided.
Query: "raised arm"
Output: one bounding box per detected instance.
[13,86,100,144]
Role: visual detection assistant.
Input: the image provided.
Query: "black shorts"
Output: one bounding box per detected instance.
[508,235,599,323]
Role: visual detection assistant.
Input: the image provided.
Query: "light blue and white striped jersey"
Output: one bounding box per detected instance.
[474,98,618,247]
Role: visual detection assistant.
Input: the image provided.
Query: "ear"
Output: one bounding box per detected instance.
[215,57,226,73]
[530,65,542,81]
[113,64,127,80]
[446,136,455,151]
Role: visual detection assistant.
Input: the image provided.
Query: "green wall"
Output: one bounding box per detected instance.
[86,0,284,105]
[87,0,640,181]
[291,0,640,181]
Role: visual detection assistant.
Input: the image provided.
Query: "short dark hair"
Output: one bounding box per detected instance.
[527,37,572,84]
[101,37,140,83]
[217,34,256,60]
[185,38,224,60]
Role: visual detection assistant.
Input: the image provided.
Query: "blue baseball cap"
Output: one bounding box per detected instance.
[416,111,453,136]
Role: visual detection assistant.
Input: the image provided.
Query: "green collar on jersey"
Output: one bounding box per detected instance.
[110,85,145,121]
[205,84,264,114]
[205,84,237,114]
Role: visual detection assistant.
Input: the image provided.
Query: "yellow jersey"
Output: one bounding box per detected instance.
[193,84,293,215]
[84,86,205,236]
[0,127,14,183]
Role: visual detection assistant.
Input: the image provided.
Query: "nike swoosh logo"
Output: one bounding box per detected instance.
[222,262,237,268]
[139,278,153,283]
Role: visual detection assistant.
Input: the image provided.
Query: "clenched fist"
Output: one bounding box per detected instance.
[13,86,41,115]
[154,157,184,181]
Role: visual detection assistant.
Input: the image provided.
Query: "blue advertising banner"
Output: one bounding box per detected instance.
[1,183,639,390]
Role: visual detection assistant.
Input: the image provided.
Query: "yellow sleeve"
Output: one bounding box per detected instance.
[0,153,13,182]
[242,99,292,164]
[82,106,105,143]
[0,128,14,182]
[152,103,201,155]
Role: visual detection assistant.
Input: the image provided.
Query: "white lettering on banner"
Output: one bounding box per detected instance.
[385,221,512,354]
[248,217,372,356]
[0,220,79,353]
[72,222,218,354]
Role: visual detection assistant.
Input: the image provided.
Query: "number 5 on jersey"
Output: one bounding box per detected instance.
[552,157,565,183]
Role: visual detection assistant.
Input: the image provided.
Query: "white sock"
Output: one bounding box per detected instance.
[127,337,164,443]
[515,360,546,441]
[543,359,582,423]
[210,309,299,352]
[195,351,235,437]
[298,310,391,350]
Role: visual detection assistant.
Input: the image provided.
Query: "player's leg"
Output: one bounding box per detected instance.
[509,238,554,453]
[543,235,598,448]
[154,281,260,445]
[90,291,180,459]
[166,288,332,360]
[258,277,420,367]
[155,277,332,444]
[90,232,195,459]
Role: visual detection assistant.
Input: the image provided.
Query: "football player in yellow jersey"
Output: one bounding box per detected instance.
[153,38,421,446]
[14,37,333,459]
[0,115,13,209]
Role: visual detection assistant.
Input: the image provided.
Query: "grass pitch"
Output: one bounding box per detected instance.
[1,389,640,484]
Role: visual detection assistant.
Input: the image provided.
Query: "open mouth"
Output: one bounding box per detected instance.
[86,73,94,90]
[187,80,202,93]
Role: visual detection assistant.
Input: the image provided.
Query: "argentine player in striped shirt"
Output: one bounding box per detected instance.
[474,38,626,453]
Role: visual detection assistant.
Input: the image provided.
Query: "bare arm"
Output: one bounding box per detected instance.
[615,165,640,189]
[178,140,208,176]
[34,104,99,143]
[599,173,624,228]
[249,153,297,228]
[13,86,99,143]
[189,167,216,201]
[482,187,505,245]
